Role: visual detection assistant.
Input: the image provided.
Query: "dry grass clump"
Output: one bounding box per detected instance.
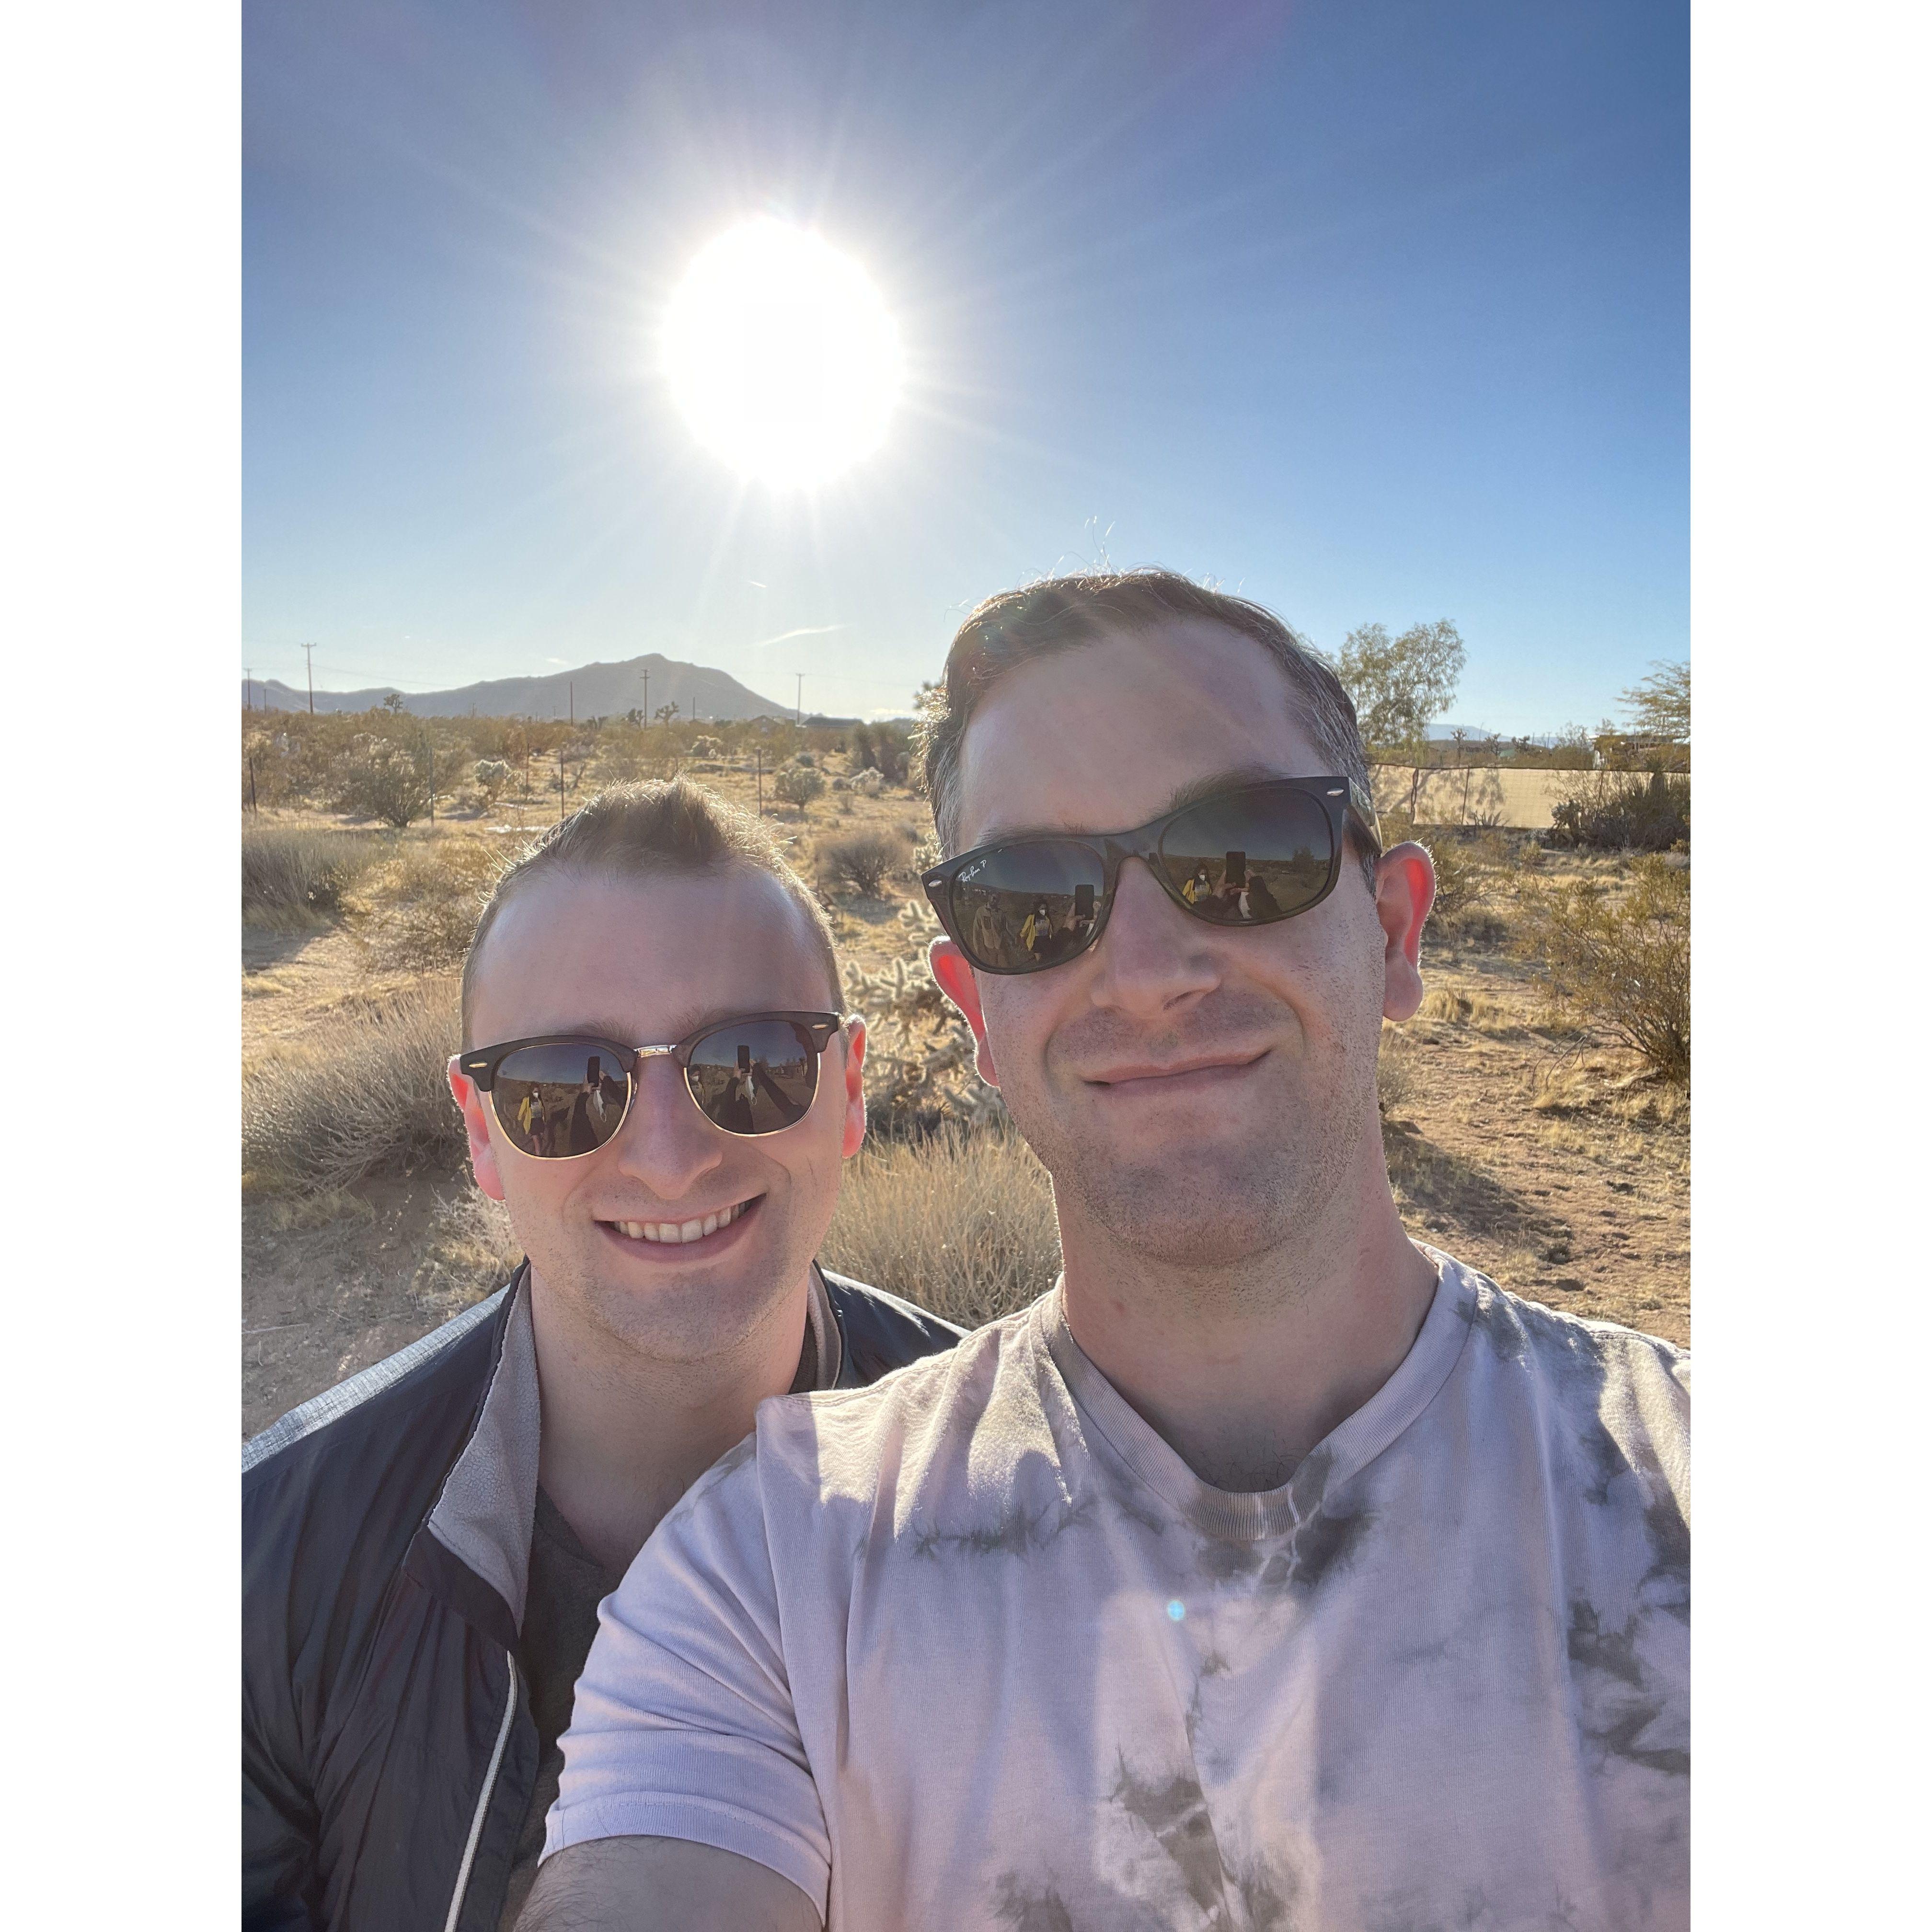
[1515,857,1689,1083]
[411,1187,522,1320]
[242,828,384,926]
[1377,1024,1418,1116]
[355,834,521,972]
[825,1125,1060,1329]
[816,828,909,899]
[243,978,466,1193]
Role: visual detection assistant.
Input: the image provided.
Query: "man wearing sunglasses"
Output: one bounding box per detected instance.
[242,781,961,1932]
[528,574,1690,1931]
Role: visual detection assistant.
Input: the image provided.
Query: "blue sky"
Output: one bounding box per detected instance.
[244,0,1688,732]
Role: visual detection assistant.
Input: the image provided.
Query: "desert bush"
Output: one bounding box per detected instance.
[332,735,433,828]
[817,828,908,898]
[824,1124,1059,1329]
[844,900,1004,1135]
[242,979,467,1192]
[242,828,383,923]
[1546,769,1690,852]
[850,721,910,787]
[1515,857,1689,1083]
[690,736,723,759]
[1377,1024,1417,1116]
[411,1187,523,1320]
[474,759,511,800]
[851,767,885,798]
[773,762,826,810]
[356,834,518,972]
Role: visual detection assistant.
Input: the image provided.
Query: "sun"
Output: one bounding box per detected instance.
[662,218,904,489]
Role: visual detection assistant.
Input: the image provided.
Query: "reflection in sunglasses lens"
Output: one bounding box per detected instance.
[1159,788,1333,924]
[947,840,1107,973]
[686,1020,820,1135]
[494,1042,632,1157]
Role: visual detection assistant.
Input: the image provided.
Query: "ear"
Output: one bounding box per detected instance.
[838,1017,869,1160]
[928,938,1000,1088]
[1374,843,1436,1022]
[448,1058,508,1202]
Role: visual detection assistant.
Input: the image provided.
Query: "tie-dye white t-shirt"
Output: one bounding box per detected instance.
[548,1253,1690,1931]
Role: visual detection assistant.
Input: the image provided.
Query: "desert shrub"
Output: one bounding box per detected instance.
[1546,769,1690,852]
[773,762,826,810]
[357,835,518,972]
[474,759,511,800]
[824,1124,1059,1329]
[817,828,908,898]
[690,736,723,759]
[242,828,383,922]
[844,900,1003,1135]
[1515,857,1689,1083]
[1377,1024,1417,1116]
[851,767,885,798]
[242,979,467,1192]
[332,735,433,828]
[850,721,910,786]
[410,1187,523,1320]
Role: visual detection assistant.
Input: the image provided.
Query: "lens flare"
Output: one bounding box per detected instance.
[663,218,903,488]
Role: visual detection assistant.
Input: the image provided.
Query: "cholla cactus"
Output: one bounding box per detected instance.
[851,767,885,797]
[843,900,1005,1131]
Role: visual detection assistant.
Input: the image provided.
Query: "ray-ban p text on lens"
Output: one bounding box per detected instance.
[921,777,1382,977]
[457,1011,848,1160]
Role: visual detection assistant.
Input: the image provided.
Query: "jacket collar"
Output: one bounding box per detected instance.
[408,1260,844,1644]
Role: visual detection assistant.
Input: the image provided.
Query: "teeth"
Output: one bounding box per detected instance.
[611,1201,748,1244]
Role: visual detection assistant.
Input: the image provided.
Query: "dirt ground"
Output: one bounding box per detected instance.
[242,780,1688,1438]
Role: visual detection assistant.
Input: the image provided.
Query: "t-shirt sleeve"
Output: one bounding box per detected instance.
[540,1436,831,1918]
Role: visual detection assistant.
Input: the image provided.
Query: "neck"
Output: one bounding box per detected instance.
[527,1267,811,1575]
[1056,1148,1437,1494]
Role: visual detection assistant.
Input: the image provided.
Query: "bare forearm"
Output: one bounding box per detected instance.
[518,1837,820,1932]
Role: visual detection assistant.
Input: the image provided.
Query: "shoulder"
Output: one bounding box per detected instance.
[1438,1257,1690,1518]
[242,1284,510,1592]
[819,1266,967,1382]
[751,1300,1058,1518]
[1450,1262,1688,1411]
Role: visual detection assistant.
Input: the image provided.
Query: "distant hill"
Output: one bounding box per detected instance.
[245,653,793,723]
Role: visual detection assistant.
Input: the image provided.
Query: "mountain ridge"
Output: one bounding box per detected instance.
[242,652,794,722]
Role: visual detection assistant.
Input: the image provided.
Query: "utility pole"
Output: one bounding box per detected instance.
[245,667,253,712]
[302,642,316,715]
[569,681,575,726]
[794,672,804,726]
[641,667,649,727]
[558,745,566,823]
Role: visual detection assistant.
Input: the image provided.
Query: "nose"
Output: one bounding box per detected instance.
[606,1056,729,1196]
[1085,857,1220,1016]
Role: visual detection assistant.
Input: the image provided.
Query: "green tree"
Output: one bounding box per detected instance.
[1334,620,1466,758]
[1620,661,1690,747]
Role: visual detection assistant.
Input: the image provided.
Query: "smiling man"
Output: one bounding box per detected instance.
[526,574,1690,1932]
[242,781,961,1932]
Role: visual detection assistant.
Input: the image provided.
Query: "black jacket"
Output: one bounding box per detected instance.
[242,1264,962,1932]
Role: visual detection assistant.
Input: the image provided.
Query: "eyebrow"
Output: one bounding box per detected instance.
[968,764,1297,848]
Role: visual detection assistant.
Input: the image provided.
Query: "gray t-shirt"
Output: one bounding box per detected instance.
[548,1251,1690,1930]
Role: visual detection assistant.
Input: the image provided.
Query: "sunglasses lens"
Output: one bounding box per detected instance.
[493,1043,631,1158]
[686,1020,821,1135]
[1159,786,1334,924]
[946,842,1108,972]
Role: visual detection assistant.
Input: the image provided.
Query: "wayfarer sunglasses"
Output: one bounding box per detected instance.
[921,776,1383,977]
[456,1011,847,1159]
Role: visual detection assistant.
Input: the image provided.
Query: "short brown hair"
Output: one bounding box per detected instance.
[916,569,1376,887]
[460,779,841,1046]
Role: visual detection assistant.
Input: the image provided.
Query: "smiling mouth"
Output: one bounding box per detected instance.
[601,1197,758,1244]
[1087,1053,1266,1090]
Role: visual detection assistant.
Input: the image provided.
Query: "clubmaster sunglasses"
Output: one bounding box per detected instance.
[921,776,1383,977]
[456,1011,847,1159]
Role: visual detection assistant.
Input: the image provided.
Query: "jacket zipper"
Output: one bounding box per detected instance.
[444,1648,518,1932]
